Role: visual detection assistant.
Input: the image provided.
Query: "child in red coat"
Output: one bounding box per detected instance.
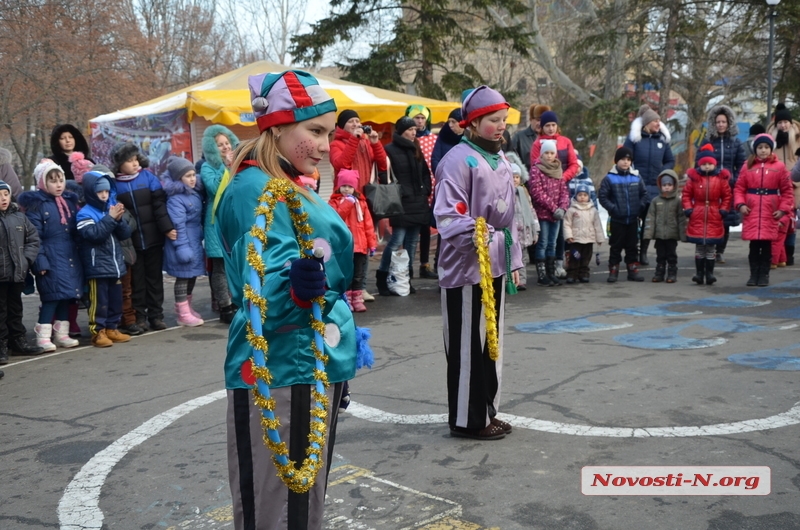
[683,144,732,285]
[734,134,794,286]
[329,168,377,312]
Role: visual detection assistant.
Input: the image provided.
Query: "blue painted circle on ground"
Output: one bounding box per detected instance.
[728,353,800,371]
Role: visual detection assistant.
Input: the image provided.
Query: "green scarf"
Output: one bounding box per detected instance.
[461,135,502,170]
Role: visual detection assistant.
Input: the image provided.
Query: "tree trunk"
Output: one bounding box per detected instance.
[658,0,680,117]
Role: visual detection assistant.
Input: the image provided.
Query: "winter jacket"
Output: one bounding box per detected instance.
[623,118,675,201]
[17,190,83,301]
[200,125,239,259]
[431,124,463,175]
[567,167,599,209]
[510,126,537,172]
[527,160,570,222]
[767,120,800,170]
[643,174,686,241]
[530,134,580,181]
[514,185,538,247]
[48,124,93,181]
[682,168,731,245]
[0,203,39,283]
[598,166,648,225]
[76,173,131,279]
[114,168,174,250]
[734,155,794,241]
[702,106,747,227]
[328,192,377,254]
[384,134,432,228]
[0,148,23,198]
[330,128,388,193]
[163,178,206,278]
[563,199,605,245]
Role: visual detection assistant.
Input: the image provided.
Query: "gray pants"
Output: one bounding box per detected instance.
[226,382,343,530]
[695,244,716,260]
[211,258,232,308]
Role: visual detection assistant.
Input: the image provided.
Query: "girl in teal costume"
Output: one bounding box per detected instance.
[216,70,355,530]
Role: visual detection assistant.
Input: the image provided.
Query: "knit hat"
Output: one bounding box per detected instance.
[575,184,591,196]
[249,70,337,133]
[94,177,111,192]
[395,116,416,135]
[697,143,717,167]
[460,86,510,128]
[91,164,114,179]
[337,169,359,189]
[775,103,793,124]
[638,104,660,126]
[532,105,551,120]
[539,110,558,126]
[166,155,195,181]
[615,146,633,163]
[540,139,557,154]
[753,133,775,152]
[69,152,93,184]
[34,158,63,189]
[447,108,462,122]
[749,123,766,136]
[510,163,522,176]
[337,109,359,130]
[0,180,10,194]
[659,169,678,187]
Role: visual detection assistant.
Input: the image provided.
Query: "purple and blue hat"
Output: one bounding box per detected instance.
[249,71,337,133]
[459,86,509,128]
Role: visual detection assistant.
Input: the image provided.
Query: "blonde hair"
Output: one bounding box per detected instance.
[230,126,314,201]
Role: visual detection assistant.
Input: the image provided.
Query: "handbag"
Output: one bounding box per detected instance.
[363,160,404,219]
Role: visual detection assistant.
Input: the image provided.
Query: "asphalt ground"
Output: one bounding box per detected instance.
[1,235,800,530]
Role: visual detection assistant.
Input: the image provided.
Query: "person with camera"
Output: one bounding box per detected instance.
[330,109,388,193]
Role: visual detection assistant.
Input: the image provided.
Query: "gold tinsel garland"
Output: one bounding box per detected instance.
[475,217,500,361]
[245,177,330,493]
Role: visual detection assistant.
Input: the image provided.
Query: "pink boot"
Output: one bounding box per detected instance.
[351,290,367,312]
[175,301,204,327]
[186,294,202,319]
[345,291,354,311]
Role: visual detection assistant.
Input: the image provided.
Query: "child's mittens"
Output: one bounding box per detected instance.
[289,258,326,302]
[344,195,356,203]
[369,247,376,257]
[553,208,566,220]
[684,208,693,218]
[177,246,193,264]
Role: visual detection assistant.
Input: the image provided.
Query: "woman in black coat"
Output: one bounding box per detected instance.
[374,117,432,295]
[49,124,94,181]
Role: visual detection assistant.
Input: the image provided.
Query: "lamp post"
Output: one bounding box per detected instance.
[766,0,780,125]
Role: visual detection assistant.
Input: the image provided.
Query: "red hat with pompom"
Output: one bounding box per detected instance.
[697,144,717,167]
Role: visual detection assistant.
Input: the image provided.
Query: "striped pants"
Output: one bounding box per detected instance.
[441,276,505,430]
[227,382,344,530]
[88,277,123,334]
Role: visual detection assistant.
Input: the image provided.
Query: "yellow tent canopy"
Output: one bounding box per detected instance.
[92,60,520,126]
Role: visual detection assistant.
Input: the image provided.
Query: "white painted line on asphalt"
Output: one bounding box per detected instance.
[58,389,227,530]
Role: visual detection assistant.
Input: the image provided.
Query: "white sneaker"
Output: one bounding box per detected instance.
[555,260,567,279]
[361,290,375,302]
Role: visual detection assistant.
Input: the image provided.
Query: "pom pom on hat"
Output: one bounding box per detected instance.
[167,155,195,181]
[337,109,359,130]
[638,104,660,126]
[539,110,558,126]
[753,133,775,152]
[248,70,337,133]
[615,146,633,163]
[775,103,793,124]
[532,105,551,120]
[749,123,766,136]
[460,85,509,128]
[69,152,93,184]
[540,139,557,154]
[337,168,359,189]
[697,143,718,167]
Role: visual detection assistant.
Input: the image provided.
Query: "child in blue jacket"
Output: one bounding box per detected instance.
[77,172,133,348]
[162,156,206,327]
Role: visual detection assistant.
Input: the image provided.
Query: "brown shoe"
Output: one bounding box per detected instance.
[105,329,131,343]
[449,424,506,440]
[491,417,512,434]
[92,330,113,348]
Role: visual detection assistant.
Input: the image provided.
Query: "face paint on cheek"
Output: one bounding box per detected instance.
[480,122,497,138]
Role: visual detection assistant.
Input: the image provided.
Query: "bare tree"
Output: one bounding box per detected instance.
[220,0,307,65]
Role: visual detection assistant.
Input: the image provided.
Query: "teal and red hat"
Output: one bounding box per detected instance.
[248,70,337,133]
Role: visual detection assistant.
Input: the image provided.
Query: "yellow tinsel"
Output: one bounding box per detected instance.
[475,217,500,361]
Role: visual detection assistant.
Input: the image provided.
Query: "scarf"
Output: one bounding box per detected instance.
[536,157,563,179]
[461,132,502,170]
[514,186,536,239]
[776,130,789,150]
[210,168,230,224]
[37,184,71,225]
[115,171,139,182]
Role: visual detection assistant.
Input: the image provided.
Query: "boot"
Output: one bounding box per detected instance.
[554,259,567,279]
[68,304,82,338]
[0,341,8,365]
[219,304,236,324]
[639,240,650,265]
[705,259,717,285]
[52,321,79,348]
[9,336,44,356]
[786,246,795,266]
[92,330,113,348]
[535,261,550,286]
[362,290,375,302]
[376,270,395,296]
[34,323,57,352]
[746,257,758,286]
[715,252,725,264]
[545,257,562,286]
[175,301,204,327]
[345,290,354,311]
[186,294,202,319]
[352,291,367,312]
[419,264,437,279]
[607,264,619,283]
[666,265,678,283]
[652,263,666,282]
[757,260,770,286]
[627,263,644,282]
[105,329,131,343]
[692,258,705,285]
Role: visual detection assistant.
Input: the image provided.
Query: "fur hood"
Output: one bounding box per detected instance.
[49,124,90,159]
[628,116,671,144]
[202,125,239,170]
[706,105,739,140]
[0,147,12,166]
[17,189,79,209]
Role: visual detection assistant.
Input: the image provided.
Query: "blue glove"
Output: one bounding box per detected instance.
[684,209,693,218]
[289,258,326,302]
[720,210,728,218]
[177,246,193,264]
